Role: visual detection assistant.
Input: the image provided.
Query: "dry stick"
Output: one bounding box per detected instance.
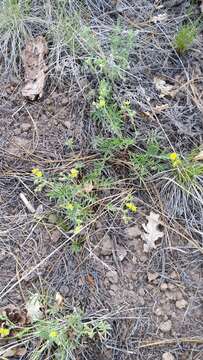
[107,338,203,354]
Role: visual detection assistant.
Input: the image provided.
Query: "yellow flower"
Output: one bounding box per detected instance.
[169,153,182,167]
[169,152,178,161]
[49,330,58,338]
[66,202,74,211]
[98,98,106,108]
[32,168,43,177]
[70,168,79,178]
[0,328,10,337]
[126,202,137,213]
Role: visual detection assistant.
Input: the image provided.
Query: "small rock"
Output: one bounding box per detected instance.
[100,235,113,256]
[13,128,21,136]
[117,246,127,261]
[48,213,58,224]
[51,230,61,243]
[20,123,31,132]
[63,120,71,129]
[147,272,159,282]
[8,136,32,155]
[166,290,176,301]
[160,283,168,291]
[175,290,183,300]
[169,271,178,279]
[168,283,175,290]
[175,299,188,309]
[154,307,163,316]
[138,296,145,306]
[162,352,175,360]
[59,285,69,295]
[140,255,148,262]
[110,284,118,292]
[126,225,141,239]
[159,320,172,333]
[106,270,118,284]
[61,97,69,106]
[138,287,145,297]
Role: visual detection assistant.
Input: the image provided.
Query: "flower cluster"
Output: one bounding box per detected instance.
[169,152,182,167]
[125,202,137,213]
[32,168,43,177]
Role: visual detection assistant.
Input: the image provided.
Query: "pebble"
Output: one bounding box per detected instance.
[8,136,31,155]
[168,283,176,290]
[110,284,118,292]
[160,283,168,291]
[63,120,71,129]
[117,246,127,261]
[100,234,113,256]
[147,272,159,282]
[138,296,145,306]
[159,320,172,333]
[13,128,21,136]
[51,229,61,243]
[138,287,145,297]
[162,352,175,360]
[20,123,31,132]
[106,270,118,284]
[154,307,163,316]
[175,299,188,309]
[126,225,141,239]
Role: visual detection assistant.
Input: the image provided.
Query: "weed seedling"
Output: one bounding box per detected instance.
[174,23,198,53]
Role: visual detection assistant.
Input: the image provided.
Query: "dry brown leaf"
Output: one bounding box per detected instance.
[22,36,48,100]
[154,77,176,98]
[0,347,27,358]
[194,150,203,161]
[55,292,64,308]
[141,212,164,253]
[86,274,95,287]
[0,305,27,326]
[26,294,43,323]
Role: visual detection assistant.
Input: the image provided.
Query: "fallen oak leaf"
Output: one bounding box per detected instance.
[141,212,164,253]
[26,293,44,323]
[154,77,176,98]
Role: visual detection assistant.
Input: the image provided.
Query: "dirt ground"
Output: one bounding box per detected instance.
[0,0,203,359]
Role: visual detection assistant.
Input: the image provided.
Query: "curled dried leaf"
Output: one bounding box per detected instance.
[141,212,164,253]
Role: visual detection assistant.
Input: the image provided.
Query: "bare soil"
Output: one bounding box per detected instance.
[0,1,203,359]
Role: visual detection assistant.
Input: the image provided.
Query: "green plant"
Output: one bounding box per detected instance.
[168,152,203,185]
[174,23,198,53]
[0,295,110,360]
[130,139,167,178]
[32,162,113,235]
[92,80,135,135]
[94,136,134,157]
[85,23,134,79]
